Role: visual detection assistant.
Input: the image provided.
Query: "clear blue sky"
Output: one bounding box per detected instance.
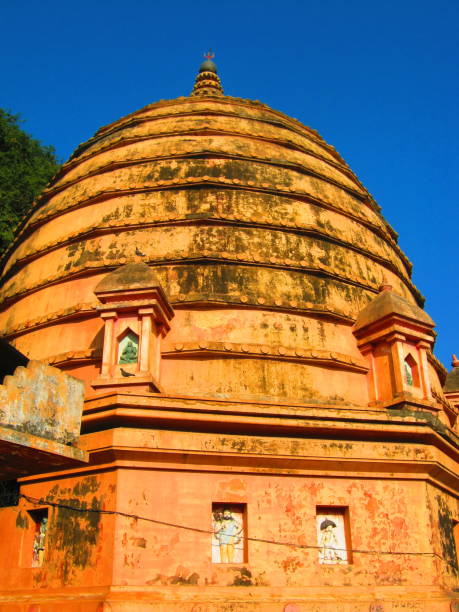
[2,0,458,368]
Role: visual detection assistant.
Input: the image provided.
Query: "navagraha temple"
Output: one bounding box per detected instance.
[0,56,459,611]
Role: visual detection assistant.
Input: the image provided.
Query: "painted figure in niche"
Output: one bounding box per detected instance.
[212,508,243,563]
[119,340,138,364]
[118,332,139,364]
[404,360,413,386]
[32,516,48,567]
[318,518,344,564]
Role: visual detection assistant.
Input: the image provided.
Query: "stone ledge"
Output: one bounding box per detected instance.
[0,581,456,612]
[91,374,162,394]
[0,425,88,479]
[163,342,367,373]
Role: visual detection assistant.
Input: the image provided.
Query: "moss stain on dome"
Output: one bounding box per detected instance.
[0,86,428,407]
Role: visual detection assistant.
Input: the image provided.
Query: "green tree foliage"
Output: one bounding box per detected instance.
[0,109,60,253]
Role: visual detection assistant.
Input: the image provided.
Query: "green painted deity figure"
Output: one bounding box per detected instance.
[404,360,413,386]
[119,340,138,364]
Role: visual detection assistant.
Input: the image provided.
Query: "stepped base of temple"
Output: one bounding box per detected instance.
[0,394,457,612]
[0,586,458,612]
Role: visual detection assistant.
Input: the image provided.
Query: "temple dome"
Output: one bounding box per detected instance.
[0,62,431,405]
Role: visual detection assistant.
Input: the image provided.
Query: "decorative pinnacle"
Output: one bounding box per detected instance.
[191,51,223,96]
[452,354,459,368]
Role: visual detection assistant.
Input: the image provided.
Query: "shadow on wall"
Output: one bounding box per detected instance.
[0,337,28,383]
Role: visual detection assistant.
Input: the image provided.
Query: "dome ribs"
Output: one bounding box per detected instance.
[0,242,421,313]
[27,152,368,212]
[4,335,368,378]
[47,348,101,367]
[14,161,392,240]
[85,99,385,213]
[58,111,361,188]
[1,101,400,268]
[69,94,393,227]
[0,91,428,404]
[2,298,356,341]
[1,302,98,339]
[47,120,362,187]
[2,156,392,273]
[61,127,358,188]
[90,99,331,151]
[8,218,406,273]
[9,190,389,249]
[1,183,413,288]
[163,342,368,374]
[44,148,367,204]
[69,118,339,179]
[3,215,414,297]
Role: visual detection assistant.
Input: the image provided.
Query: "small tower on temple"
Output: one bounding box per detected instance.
[92,262,174,394]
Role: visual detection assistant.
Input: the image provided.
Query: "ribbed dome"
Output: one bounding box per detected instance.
[0,75,427,405]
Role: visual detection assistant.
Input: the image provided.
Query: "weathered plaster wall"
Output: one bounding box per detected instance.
[0,360,84,444]
[0,423,458,609]
[160,357,367,404]
[426,483,459,590]
[111,469,434,590]
[1,472,116,591]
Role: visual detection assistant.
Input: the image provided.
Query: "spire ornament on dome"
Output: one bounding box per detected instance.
[191,51,224,97]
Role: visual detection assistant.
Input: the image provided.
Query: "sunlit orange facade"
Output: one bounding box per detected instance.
[1,60,459,611]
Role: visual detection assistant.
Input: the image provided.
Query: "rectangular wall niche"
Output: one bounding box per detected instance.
[212,503,246,564]
[29,508,48,567]
[316,506,351,565]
